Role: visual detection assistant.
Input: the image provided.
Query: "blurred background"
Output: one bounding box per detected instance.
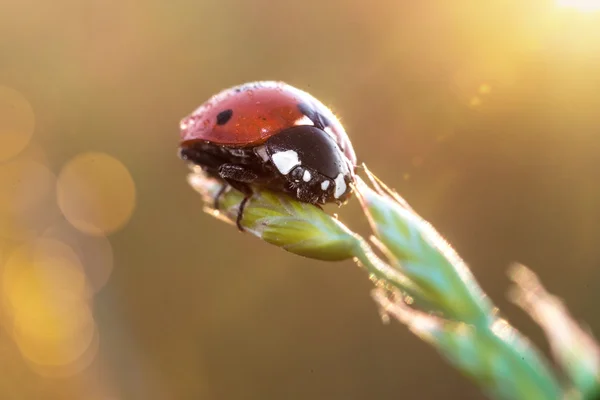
[1,0,600,399]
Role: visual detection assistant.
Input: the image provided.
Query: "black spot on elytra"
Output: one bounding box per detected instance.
[216,109,233,125]
[297,103,330,130]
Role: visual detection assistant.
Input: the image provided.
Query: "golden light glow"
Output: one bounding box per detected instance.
[557,0,600,11]
[0,158,54,215]
[0,86,35,162]
[43,222,114,293]
[0,157,57,241]
[1,239,89,316]
[469,96,482,107]
[478,84,491,95]
[27,328,100,378]
[13,302,96,367]
[1,239,97,374]
[57,152,136,236]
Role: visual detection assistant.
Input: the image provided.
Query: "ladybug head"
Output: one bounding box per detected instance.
[259,126,355,204]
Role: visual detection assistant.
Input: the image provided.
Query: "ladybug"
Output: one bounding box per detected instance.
[178,81,357,230]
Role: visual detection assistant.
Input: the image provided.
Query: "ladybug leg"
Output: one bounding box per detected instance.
[213,184,228,211]
[218,164,259,184]
[221,178,253,231]
[218,164,259,232]
[236,194,251,232]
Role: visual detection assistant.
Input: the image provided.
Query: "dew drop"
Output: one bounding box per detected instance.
[378,309,391,324]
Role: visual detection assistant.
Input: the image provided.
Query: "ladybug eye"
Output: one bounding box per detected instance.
[216,109,233,125]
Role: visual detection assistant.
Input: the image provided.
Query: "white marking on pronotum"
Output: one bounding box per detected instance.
[272,150,300,175]
[302,170,311,182]
[321,180,330,191]
[254,145,269,161]
[294,115,314,126]
[334,173,347,199]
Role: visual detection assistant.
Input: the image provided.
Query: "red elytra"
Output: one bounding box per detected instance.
[179,81,357,166]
